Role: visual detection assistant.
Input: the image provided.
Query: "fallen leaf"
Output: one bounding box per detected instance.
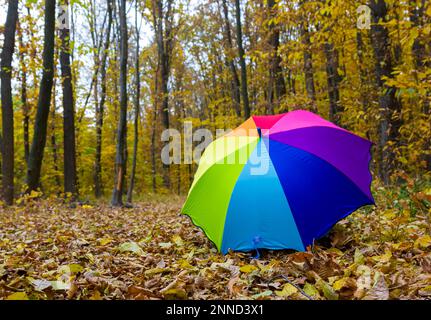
[363,273,389,300]
[333,277,357,291]
[372,250,392,263]
[303,282,320,299]
[252,290,273,300]
[240,265,258,273]
[145,267,170,276]
[275,283,298,298]
[98,238,113,246]
[58,264,84,275]
[118,241,144,255]
[163,288,188,300]
[159,242,173,249]
[354,248,365,265]
[415,235,431,249]
[90,290,102,300]
[30,279,52,291]
[172,235,184,246]
[317,279,338,300]
[50,280,71,291]
[6,292,29,300]
[418,285,431,297]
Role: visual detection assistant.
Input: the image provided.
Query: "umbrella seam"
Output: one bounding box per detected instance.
[187,137,259,196]
[219,141,260,254]
[261,139,307,251]
[263,138,374,248]
[182,141,259,253]
[267,129,375,203]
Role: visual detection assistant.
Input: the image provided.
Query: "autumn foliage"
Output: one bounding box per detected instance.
[1,179,431,300]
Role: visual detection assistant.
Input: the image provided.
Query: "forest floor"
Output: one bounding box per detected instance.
[1,181,431,300]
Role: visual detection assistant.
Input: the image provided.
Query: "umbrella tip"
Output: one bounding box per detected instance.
[257,127,262,139]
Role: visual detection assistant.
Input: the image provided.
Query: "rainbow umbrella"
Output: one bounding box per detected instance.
[182,110,374,254]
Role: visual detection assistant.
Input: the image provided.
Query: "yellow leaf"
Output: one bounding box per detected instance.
[275,283,298,297]
[333,278,348,291]
[98,238,112,246]
[163,288,188,300]
[7,292,29,300]
[29,190,42,199]
[303,283,320,298]
[317,280,339,300]
[354,248,365,264]
[144,268,169,276]
[179,260,195,269]
[58,264,84,274]
[415,235,431,249]
[240,265,258,273]
[418,285,431,297]
[90,290,102,300]
[118,241,144,255]
[372,250,392,263]
[383,209,397,219]
[333,277,356,291]
[172,235,184,246]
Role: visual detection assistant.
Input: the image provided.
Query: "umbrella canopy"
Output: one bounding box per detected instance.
[182,110,374,254]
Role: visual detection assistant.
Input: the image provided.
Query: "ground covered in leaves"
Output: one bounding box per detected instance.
[1,182,431,300]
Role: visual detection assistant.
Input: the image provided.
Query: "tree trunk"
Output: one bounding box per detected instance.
[234,0,250,119]
[324,42,342,124]
[17,21,30,164]
[95,0,113,198]
[111,0,128,206]
[301,23,316,105]
[127,2,141,204]
[153,0,173,189]
[221,0,241,117]
[356,31,370,112]
[27,0,56,193]
[369,0,403,184]
[410,0,430,171]
[287,68,296,95]
[151,108,157,193]
[1,0,19,205]
[156,0,171,132]
[151,67,158,193]
[59,0,78,198]
[50,81,61,189]
[267,0,287,114]
[356,31,372,140]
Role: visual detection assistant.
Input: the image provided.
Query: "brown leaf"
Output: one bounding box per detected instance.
[363,273,389,300]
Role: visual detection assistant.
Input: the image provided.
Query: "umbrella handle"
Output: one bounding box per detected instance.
[252,248,260,259]
[252,236,262,259]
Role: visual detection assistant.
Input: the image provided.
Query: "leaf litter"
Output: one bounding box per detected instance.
[0,183,430,300]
